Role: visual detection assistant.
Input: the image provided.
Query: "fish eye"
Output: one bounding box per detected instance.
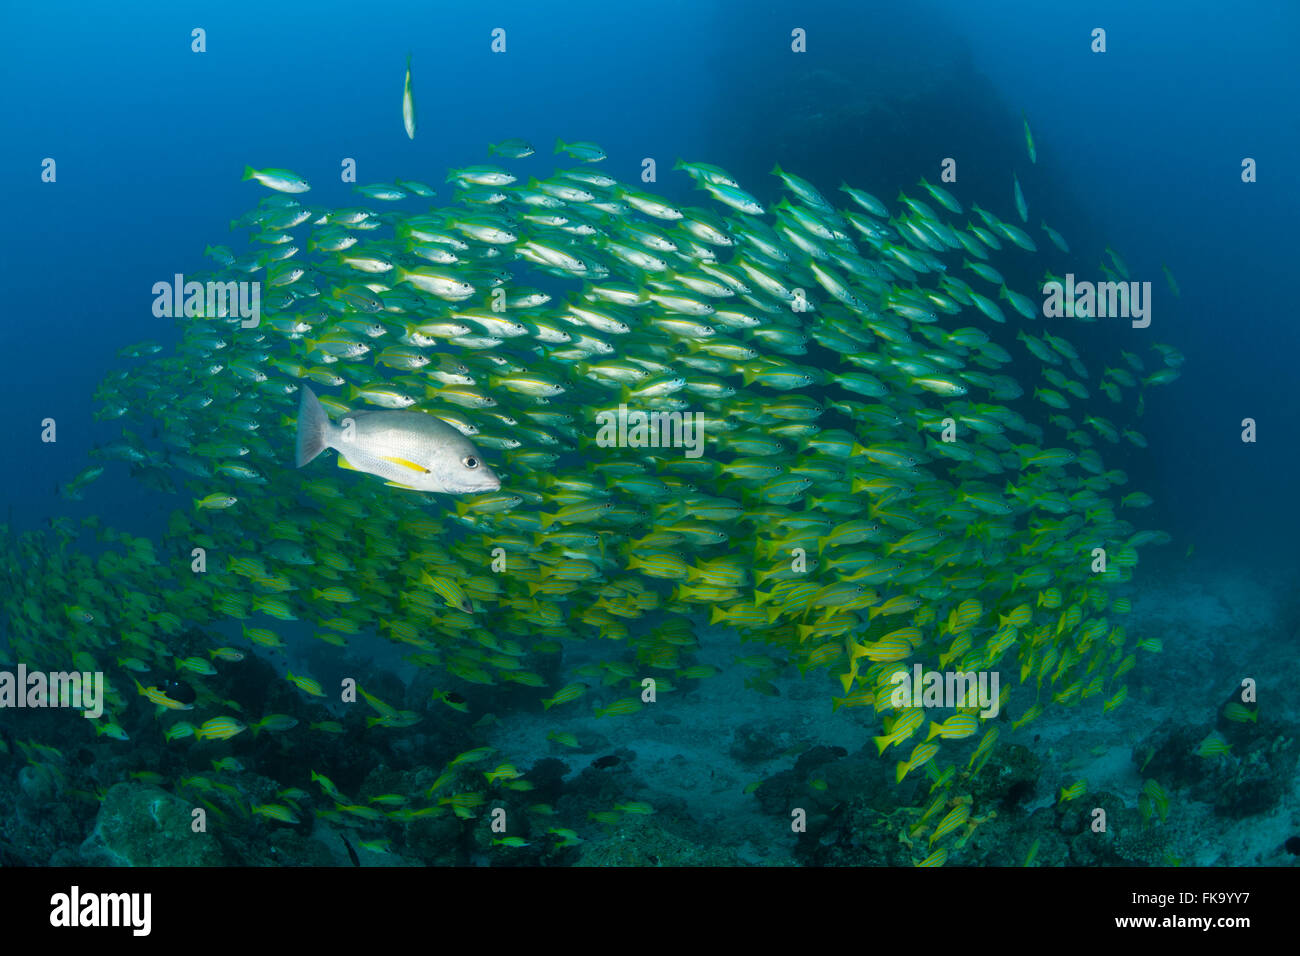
[463,457,479,469]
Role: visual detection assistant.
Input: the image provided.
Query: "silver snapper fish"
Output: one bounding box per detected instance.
[295,386,498,493]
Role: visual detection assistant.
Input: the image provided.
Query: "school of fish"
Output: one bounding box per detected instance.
[0,114,1186,862]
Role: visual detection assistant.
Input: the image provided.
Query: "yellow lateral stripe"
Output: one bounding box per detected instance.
[382,456,430,472]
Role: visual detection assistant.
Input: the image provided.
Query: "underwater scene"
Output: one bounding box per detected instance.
[2,0,1298,875]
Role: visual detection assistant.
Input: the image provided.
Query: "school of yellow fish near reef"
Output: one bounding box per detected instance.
[0,123,1182,862]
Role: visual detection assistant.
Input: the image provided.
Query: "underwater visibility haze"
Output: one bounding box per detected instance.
[1,0,1298,874]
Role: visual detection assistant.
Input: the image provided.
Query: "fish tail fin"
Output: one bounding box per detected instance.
[295,386,331,467]
[554,137,566,154]
[241,165,255,182]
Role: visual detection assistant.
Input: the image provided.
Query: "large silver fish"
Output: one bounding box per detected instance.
[295,386,499,494]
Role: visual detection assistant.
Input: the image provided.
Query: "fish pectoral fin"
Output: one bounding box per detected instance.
[383,481,421,491]
[381,456,431,473]
[337,456,358,471]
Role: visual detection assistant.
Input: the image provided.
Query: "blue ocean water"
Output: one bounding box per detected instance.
[1,0,1296,868]
[5,1,1297,558]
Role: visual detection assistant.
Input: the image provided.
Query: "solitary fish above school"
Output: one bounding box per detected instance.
[402,53,417,140]
[295,386,499,494]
